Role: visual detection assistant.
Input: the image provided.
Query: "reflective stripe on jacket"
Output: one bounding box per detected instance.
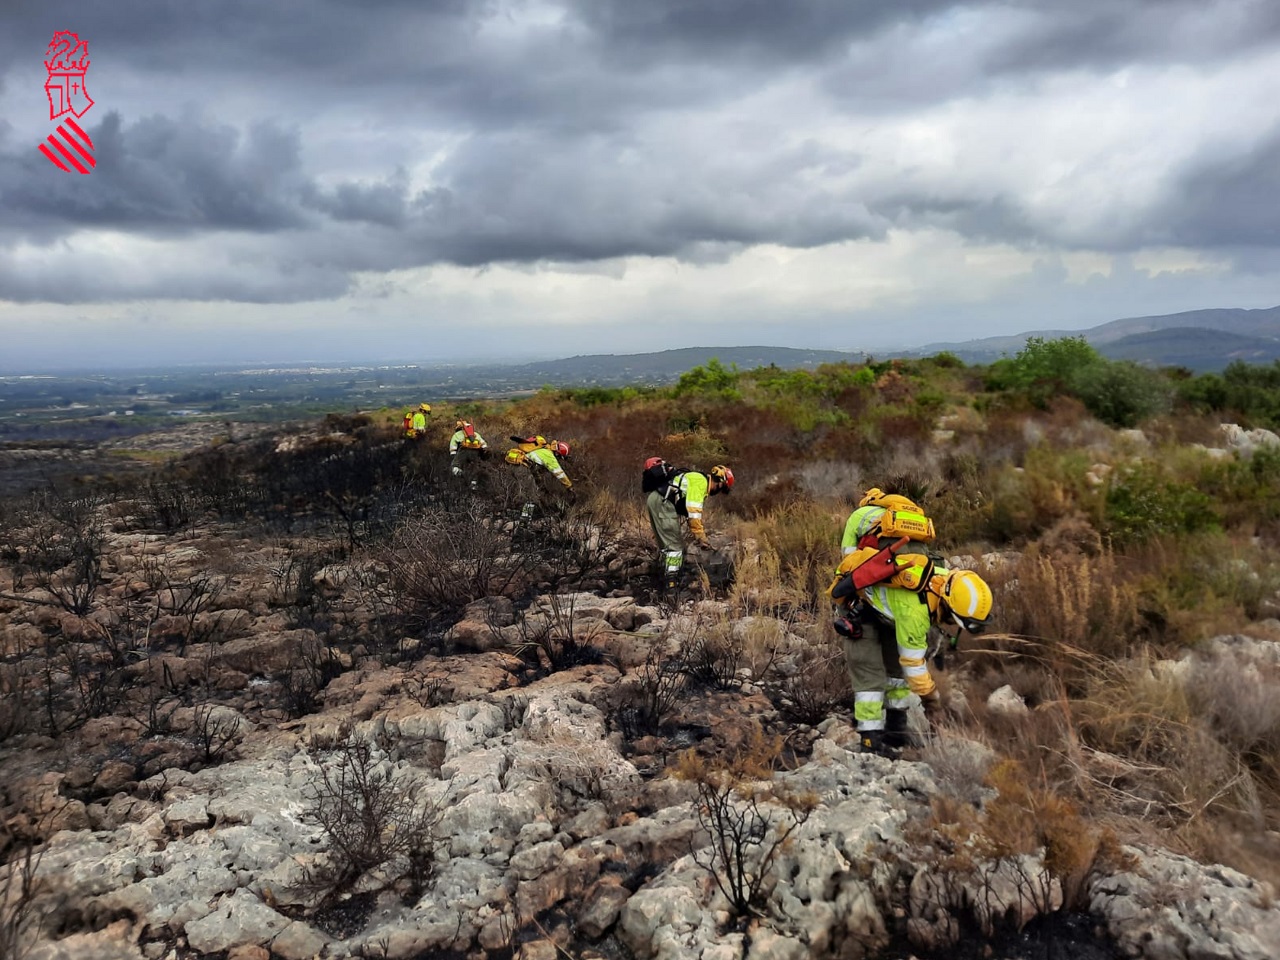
[673,471,710,522]
[841,505,886,555]
[861,583,937,698]
[527,447,569,485]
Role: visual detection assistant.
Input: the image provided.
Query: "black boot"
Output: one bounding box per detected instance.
[859,729,900,759]
[884,710,913,750]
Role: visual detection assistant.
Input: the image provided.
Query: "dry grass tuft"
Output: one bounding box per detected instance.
[988,545,1140,663]
[729,500,844,614]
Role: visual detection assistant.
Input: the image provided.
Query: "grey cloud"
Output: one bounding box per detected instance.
[1157,129,1280,249]
[0,0,1278,307]
[873,193,1040,244]
[3,113,889,301]
[986,0,1280,75]
[565,0,955,63]
[305,170,411,227]
[0,243,351,304]
[3,112,311,238]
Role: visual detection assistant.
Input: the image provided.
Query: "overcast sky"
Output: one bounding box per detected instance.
[2,0,1279,371]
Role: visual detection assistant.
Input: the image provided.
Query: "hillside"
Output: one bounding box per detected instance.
[502,345,862,386]
[4,354,1280,959]
[1100,327,1280,371]
[908,304,1280,368]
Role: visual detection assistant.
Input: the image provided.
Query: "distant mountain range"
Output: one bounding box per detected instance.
[498,346,862,386]
[493,306,1280,387]
[908,305,1280,371]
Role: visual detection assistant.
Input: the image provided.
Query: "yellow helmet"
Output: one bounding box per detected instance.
[709,464,734,492]
[419,403,432,412]
[858,487,886,508]
[928,569,993,633]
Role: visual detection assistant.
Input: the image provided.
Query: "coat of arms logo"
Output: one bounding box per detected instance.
[38,31,96,174]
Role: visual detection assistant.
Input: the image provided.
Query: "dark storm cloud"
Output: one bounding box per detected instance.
[0,108,887,301]
[564,0,955,63]
[1,0,1278,306]
[1157,128,1280,248]
[2,112,311,239]
[985,0,1280,75]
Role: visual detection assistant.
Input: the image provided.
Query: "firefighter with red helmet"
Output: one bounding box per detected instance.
[505,438,574,518]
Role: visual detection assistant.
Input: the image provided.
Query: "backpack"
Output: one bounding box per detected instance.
[642,458,687,495]
[510,435,548,454]
[856,489,936,545]
[829,542,936,598]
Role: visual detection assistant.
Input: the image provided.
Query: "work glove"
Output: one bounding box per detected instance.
[833,617,862,639]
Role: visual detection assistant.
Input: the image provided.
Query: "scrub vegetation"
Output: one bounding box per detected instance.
[4,336,1280,941]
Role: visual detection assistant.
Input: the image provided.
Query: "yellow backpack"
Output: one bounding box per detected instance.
[858,488,936,544]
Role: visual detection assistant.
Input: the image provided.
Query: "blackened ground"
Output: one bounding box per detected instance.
[879,911,1121,960]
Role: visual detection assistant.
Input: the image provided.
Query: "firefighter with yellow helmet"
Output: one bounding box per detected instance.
[829,487,994,756]
[646,463,734,590]
[410,403,431,438]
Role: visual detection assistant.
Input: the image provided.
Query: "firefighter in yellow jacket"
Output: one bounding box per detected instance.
[830,488,993,756]
[647,464,734,590]
[449,420,489,481]
[505,440,574,517]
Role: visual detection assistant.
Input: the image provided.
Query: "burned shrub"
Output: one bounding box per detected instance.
[303,723,442,895]
[616,645,687,739]
[770,644,851,726]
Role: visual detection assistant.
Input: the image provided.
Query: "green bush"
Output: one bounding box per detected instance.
[561,385,654,407]
[1072,360,1172,428]
[1105,463,1218,544]
[1197,445,1280,530]
[986,336,1104,408]
[674,358,742,400]
[1178,361,1280,429]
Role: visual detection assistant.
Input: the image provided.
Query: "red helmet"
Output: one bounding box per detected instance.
[553,441,570,458]
[644,456,664,471]
[710,465,734,491]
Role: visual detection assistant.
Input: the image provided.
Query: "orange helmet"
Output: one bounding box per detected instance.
[710,465,734,492]
[644,456,664,471]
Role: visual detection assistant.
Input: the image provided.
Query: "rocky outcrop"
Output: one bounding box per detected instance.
[4,504,1280,960]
